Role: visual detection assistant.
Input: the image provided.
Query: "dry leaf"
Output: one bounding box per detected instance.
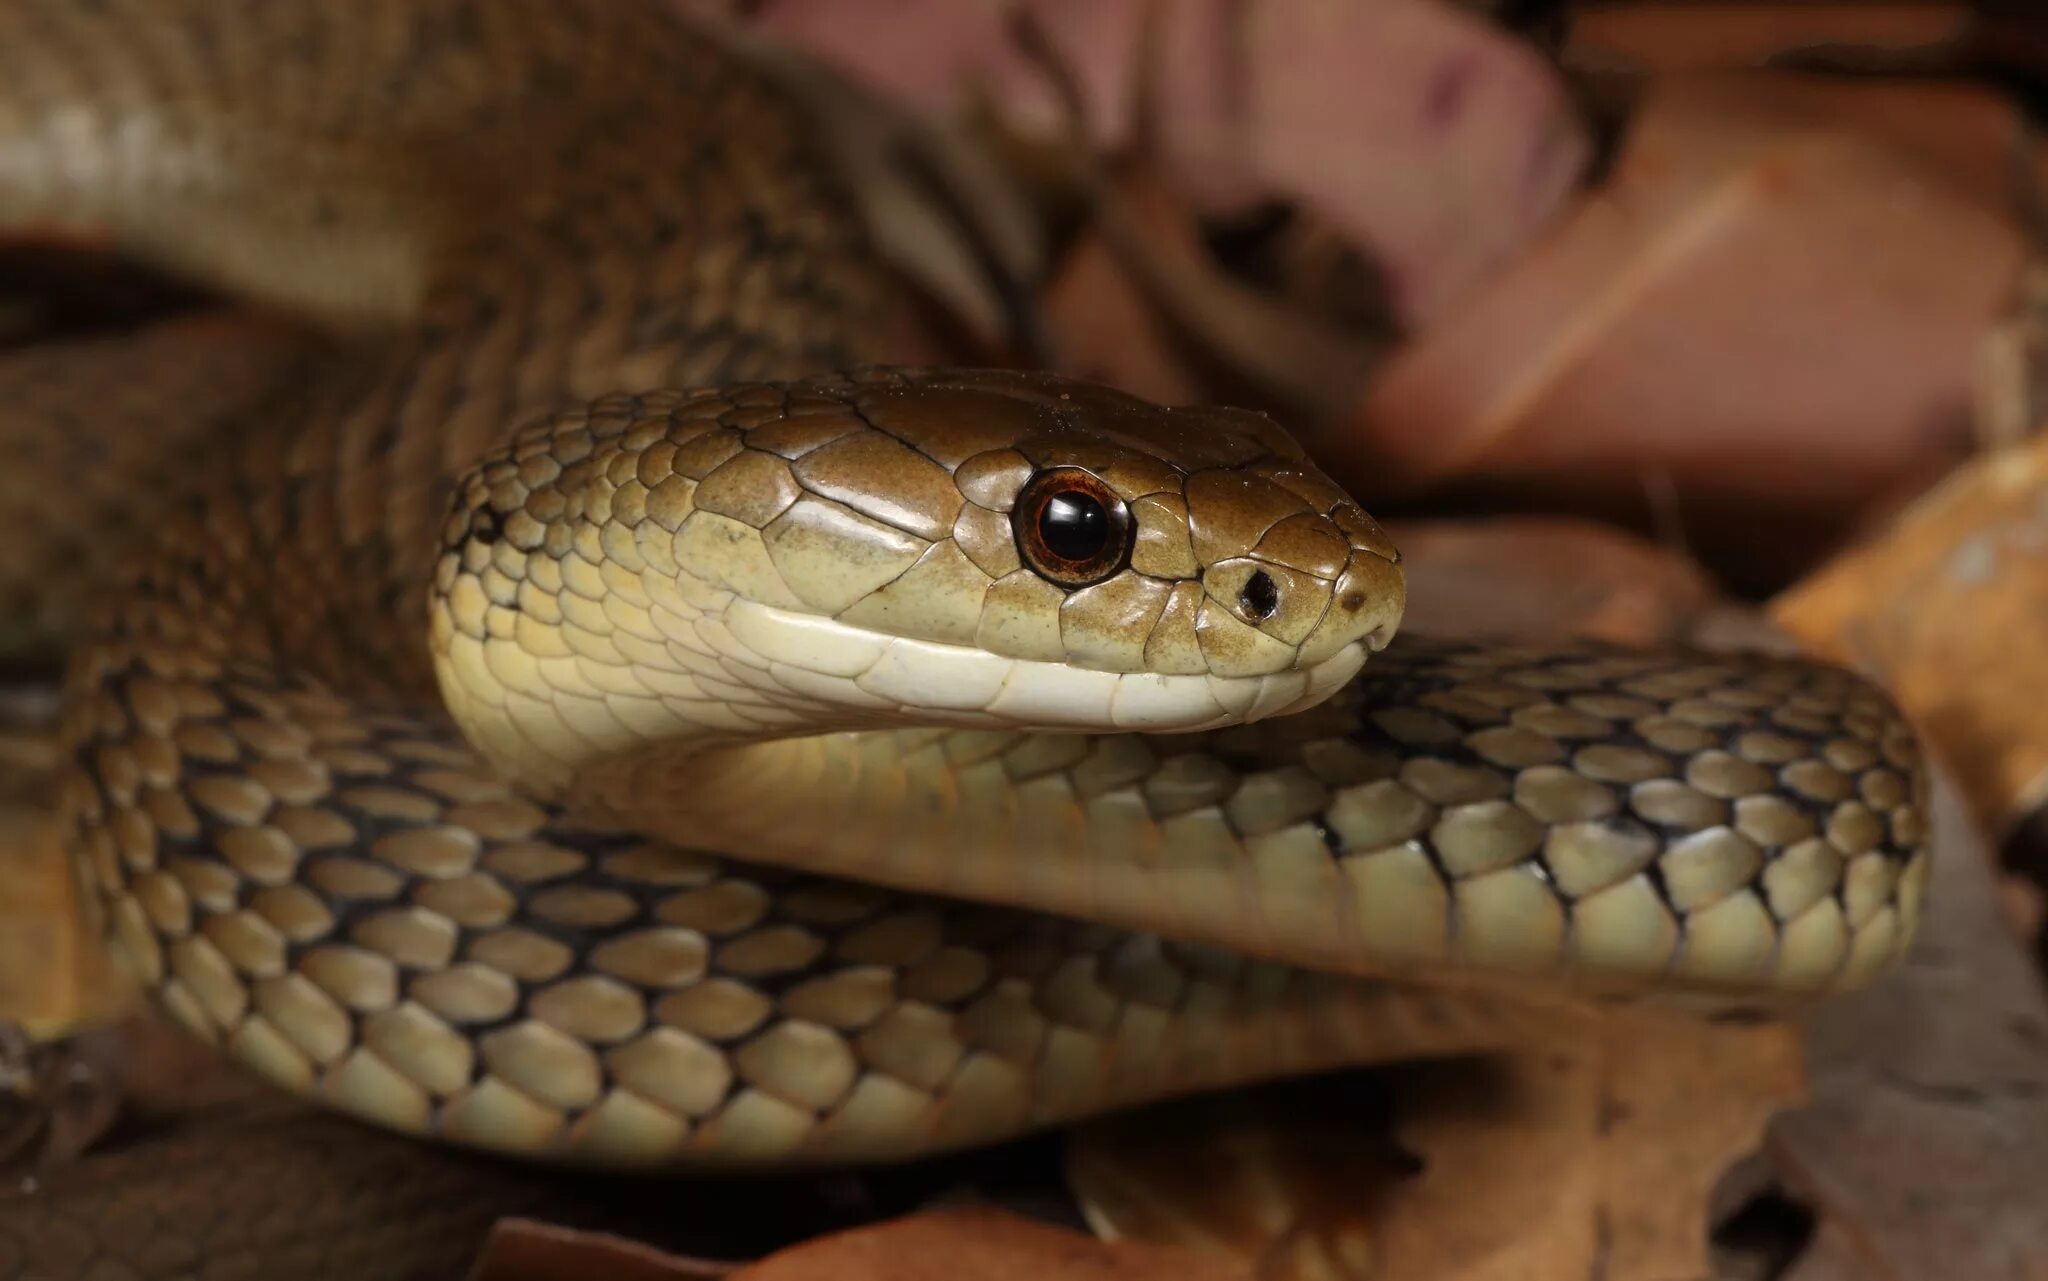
[468,1221,732,1281]
[0,782,129,1038]
[1040,190,1209,406]
[1769,777,2048,1281]
[1572,0,2048,229]
[1375,1014,1804,1281]
[727,1206,1249,1281]
[728,0,1588,326]
[1039,168,1374,417]
[1569,3,1967,75]
[1064,1012,1804,1281]
[1778,1218,1881,1281]
[0,1023,123,1185]
[1344,73,2021,583]
[1664,79,2046,218]
[108,1014,284,1124]
[0,673,129,1037]
[1065,1082,1403,1281]
[0,1113,570,1280]
[1385,516,1718,646]
[0,1101,878,1281]
[1771,430,2048,844]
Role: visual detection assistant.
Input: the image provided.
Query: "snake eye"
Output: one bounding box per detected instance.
[1014,467,1133,589]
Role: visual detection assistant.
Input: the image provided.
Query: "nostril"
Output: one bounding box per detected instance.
[1239,570,1279,622]
[1340,592,1365,612]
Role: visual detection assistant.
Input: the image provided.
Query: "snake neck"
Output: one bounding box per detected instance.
[565,725,1259,958]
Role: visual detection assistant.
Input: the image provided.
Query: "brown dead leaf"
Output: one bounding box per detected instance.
[1771,429,2048,844]
[2001,871,2046,941]
[1039,168,1374,417]
[1344,72,2020,584]
[0,792,130,1038]
[109,1013,282,1124]
[1378,1014,1804,1281]
[0,1111,577,1280]
[727,1206,1248,1281]
[1680,79,2048,220]
[1040,192,1208,407]
[1064,1012,1804,1281]
[1769,777,2048,1281]
[3,1091,974,1278]
[1570,3,1967,75]
[1386,516,1718,646]
[1569,0,2048,229]
[1778,1218,1880,1281]
[1127,0,1589,326]
[729,0,1587,327]
[1977,260,2048,454]
[0,1022,123,1184]
[0,671,130,1037]
[1065,1082,1403,1281]
[468,1220,732,1281]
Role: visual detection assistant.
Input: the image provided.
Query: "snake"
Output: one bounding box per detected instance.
[0,0,1930,1172]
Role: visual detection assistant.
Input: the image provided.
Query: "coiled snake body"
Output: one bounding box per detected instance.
[1,0,1928,1167]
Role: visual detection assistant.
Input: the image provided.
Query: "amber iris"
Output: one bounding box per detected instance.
[1013,467,1135,589]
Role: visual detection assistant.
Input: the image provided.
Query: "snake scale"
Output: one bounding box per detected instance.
[0,0,1927,1172]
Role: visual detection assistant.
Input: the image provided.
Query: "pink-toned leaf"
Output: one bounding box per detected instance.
[1340,74,2022,577]
[468,1220,733,1281]
[727,1207,1250,1281]
[724,0,1588,325]
[1385,515,1719,645]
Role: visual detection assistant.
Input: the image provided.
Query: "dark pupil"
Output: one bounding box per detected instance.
[1038,491,1109,562]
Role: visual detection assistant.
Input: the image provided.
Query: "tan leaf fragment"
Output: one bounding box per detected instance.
[1066,1011,1804,1281]
[0,679,134,1036]
[1771,428,2048,843]
[0,795,131,1039]
[1380,1014,1805,1281]
[728,1206,1250,1281]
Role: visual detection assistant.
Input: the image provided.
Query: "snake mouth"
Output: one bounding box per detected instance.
[1095,641,1368,730]
[719,600,1370,735]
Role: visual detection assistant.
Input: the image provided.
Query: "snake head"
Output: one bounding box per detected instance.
[433,369,1402,782]
[841,370,1406,723]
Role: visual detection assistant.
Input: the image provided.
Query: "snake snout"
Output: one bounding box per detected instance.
[1187,490,1406,681]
